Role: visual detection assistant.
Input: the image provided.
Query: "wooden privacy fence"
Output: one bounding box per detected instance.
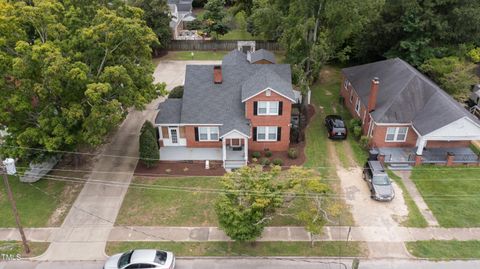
[164,40,282,51]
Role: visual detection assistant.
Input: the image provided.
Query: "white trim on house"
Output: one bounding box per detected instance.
[241,87,296,103]
[384,127,409,142]
[354,98,361,116]
[422,117,480,141]
[220,129,250,139]
[163,126,187,146]
[198,126,220,141]
[257,101,279,115]
[257,126,278,141]
[373,122,412,126]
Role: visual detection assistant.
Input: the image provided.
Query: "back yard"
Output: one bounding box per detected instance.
[412,166,480,227]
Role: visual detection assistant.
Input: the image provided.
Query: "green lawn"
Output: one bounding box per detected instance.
[407,240,480,260]
[116,176,221,226]
[106,241,366,257]
[411,166,480,227]
[0,175,81,227]
[387,170,428,227]
[0,241,49,258]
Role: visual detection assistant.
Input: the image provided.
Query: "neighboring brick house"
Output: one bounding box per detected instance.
[340,58,480,165]
[155,49,300,168]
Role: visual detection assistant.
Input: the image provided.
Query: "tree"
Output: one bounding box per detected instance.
[129,0,172,50]
[168,86,184,99]
[215,166,283,241]
[139,124,159,168]
[354,0,480,65]
[0,1,163,162]
[202,0,230,38]
[287,167,339,246]
[420,56,478,101]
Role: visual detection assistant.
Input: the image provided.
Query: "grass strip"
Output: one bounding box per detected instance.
[407,240,480,260]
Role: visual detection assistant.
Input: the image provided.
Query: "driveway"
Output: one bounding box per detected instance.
[153,60,221,90]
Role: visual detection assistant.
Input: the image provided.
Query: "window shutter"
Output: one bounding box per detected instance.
[194,127,199,141]
[253,101,258,116]
[253,127,257,141]
[278,101,283,115]
[277,127,282,141]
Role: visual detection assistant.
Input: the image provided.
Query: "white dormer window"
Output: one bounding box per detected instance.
[257,101,279,115]
[266,89,271,96]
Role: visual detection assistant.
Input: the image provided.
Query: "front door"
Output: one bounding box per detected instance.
[230,138,241,148]
[169,127,179,144]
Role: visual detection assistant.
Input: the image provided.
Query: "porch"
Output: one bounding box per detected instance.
[159,146,247,168]
[378,147,479,165]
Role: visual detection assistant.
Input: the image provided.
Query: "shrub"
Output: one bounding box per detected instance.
[353,126,362,139]
[252,151,261,158]
[139,129,159,168]
[141,121,157,138]
[260,157,270,166]
[360,136,370,149]
[272,158,283,166]
[264,150,273,157]
[288,148,298,159]
[349,118,362,128]
[168,85,184,98]
[252,157,258,163]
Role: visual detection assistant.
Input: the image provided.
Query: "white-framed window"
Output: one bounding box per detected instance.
[257,101,279,115]
[355,98,361,115]
[344,79,349,90]
[385,127,408,142]
[198,127,219,141]
[257,126,278,141]
[349,91,354,103]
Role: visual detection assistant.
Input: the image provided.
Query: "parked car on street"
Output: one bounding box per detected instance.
[104,249,175,269]
[325,115,347,139]
[362,161,395,201]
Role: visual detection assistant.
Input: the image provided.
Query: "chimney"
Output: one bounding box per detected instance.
[213,65,222,84]
[368,77,379,112]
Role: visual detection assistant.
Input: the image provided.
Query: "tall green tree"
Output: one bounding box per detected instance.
[355,0,480,66]
[139,121,159,168]
[0,0,162,161]
[129,0,172,50]
[215,166,283,241]
[202,0,230,38]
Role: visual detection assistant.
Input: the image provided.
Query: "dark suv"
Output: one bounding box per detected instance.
[362,161,395,201]
[325,115,347,139]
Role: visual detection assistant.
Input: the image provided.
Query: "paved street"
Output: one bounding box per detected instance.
[4,259,480,269]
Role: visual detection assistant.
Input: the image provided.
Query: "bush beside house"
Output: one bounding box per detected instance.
[139,121,159,168]
[168,86,184,99]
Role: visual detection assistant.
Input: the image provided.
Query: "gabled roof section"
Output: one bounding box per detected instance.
[155,99,182,124]
[222,50,248,65]
[342,58,480,135]
[250,49,276,64]
[241,67,296,102]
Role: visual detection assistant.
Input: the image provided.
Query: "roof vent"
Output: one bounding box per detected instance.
[213,65,222,84]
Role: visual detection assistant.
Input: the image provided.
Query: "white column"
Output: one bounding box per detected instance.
[416,136,427,155]
[222,138,226,167]
[244,137,248,163]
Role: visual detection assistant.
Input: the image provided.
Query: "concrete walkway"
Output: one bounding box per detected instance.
[395,171,440,226]
[6,226,480,243]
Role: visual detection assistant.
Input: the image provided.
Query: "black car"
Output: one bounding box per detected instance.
[325,115,347,139]
[362,161,395,201]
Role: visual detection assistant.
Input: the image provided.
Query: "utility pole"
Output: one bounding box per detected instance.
[2,159,30,254]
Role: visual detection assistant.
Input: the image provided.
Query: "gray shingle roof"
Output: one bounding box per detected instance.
[241,67,295,102]
[155,99,182,124]
[222,50,248,65]
[342,58,480,135]
[155,50,295,137]
[250,49,276,64]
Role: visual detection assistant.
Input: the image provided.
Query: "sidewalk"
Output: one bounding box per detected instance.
[5,226,480,243]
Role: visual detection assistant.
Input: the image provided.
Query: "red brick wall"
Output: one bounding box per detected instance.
[184,126,222,148]
[426,140,471,148]
[245,90,292,151]
[370,124,418,148]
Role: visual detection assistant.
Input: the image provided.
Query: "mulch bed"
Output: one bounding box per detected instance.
[134,104,316,176]
[134,161,226,177]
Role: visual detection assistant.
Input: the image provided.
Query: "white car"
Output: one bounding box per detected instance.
[104,249,175,269]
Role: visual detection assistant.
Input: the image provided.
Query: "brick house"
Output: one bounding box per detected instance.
[155,49,300,169]
[340,58,480,166]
